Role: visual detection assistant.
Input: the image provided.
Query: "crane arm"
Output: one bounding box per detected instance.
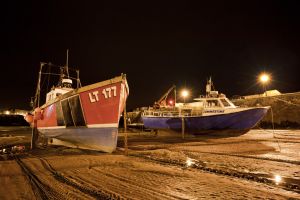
[154,85,176,107]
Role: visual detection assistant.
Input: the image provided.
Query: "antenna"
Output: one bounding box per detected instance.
[66,49,69,78]
[76,70,82,89]
[206,76,212,96]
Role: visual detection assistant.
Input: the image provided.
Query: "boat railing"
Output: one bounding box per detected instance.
[143,109,203,117]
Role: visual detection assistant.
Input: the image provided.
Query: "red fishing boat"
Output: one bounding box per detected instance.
[25,55,129,152]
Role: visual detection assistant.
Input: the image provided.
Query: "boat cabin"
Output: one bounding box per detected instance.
[46,79,73,103]
[193,96,236,109]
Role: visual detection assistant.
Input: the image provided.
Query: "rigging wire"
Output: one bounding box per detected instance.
[269,94,300,152]
[39,64,53,97]
[256,94,300,152]
[33,62,81,106]
[270,107,281,152]
[46,64,51,93]
[269,96,300,107]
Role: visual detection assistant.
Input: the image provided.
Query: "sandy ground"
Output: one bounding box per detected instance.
[0,127,300,199]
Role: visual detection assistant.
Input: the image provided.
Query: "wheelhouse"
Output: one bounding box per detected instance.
[193,97,236,109]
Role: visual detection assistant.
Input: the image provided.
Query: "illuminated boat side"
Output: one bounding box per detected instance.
[142,107,269,134]
[141,77,269,135]
[36,75,129,153]
[26,56,129,153]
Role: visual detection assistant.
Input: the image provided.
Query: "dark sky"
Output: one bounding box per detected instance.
[1,1,300,110]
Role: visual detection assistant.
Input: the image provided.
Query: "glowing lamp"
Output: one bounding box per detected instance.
[259,73,270,83]
[181,90,189,98]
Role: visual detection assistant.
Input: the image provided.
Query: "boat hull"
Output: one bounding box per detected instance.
[35,75,129,152]
[38,126,118,153]
[142,107,269,134]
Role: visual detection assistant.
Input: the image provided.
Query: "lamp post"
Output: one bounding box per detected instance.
[259,73,270,96]
[180,89,189,139]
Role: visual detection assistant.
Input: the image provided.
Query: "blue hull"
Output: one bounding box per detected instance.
[38,127,118,153]
[142,107,269,134]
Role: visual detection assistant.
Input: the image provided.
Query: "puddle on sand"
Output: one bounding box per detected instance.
[253,172,300,186]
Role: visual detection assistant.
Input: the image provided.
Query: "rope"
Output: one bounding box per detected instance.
[255,94,300,152]
[256,107,281,152]
[269,96,300,107]
[270,107,281,152]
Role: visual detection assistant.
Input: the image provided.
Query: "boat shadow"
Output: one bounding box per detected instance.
[117,128,250,147]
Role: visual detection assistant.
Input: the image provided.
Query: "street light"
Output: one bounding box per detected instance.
[181,89,189,103]
[258,73,271,96]
[259,73,270,83]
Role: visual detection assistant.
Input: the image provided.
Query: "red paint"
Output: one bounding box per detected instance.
[36,79,128,128]
[80,83,122,125]
[37,104,57,127]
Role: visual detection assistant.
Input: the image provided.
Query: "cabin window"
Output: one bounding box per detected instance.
[220,99,231,107]
[206,100,220,107]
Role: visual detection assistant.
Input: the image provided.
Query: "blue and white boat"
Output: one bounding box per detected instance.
[141,78,270,134]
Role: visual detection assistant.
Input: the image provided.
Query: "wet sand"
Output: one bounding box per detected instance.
[0,127,299,199]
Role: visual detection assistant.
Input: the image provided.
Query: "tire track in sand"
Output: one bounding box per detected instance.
[90,167,189,200]
[130,154,300,194]
[36,156,122,200]
[14,156,63,200]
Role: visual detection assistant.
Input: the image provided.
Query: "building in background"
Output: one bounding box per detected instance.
[0,109,29,116]
[0,108,30,126]
[243,90,281,99]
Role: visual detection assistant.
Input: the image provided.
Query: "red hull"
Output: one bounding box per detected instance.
[35,75,128,152]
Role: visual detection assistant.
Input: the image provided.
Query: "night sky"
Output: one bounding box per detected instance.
[1,1,300,110]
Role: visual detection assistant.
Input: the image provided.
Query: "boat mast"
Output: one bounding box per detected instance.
[65,49,70,78]
[34,62,45,108]
[58,49,73,88]
[76,69,82,89]
[174,86,177,106]
[206,77,212,97]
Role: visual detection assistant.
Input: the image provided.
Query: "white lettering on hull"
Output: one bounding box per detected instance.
[88,91,99,102]
[88,86,116,103]
[204,110,224,113]
[102,86,117,99]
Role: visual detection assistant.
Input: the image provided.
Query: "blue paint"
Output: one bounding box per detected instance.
[142,107,269,134]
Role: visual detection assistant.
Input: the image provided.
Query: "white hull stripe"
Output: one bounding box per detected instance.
[38,126,66,130]
[38,124,118,129]
[87,123,118,128]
